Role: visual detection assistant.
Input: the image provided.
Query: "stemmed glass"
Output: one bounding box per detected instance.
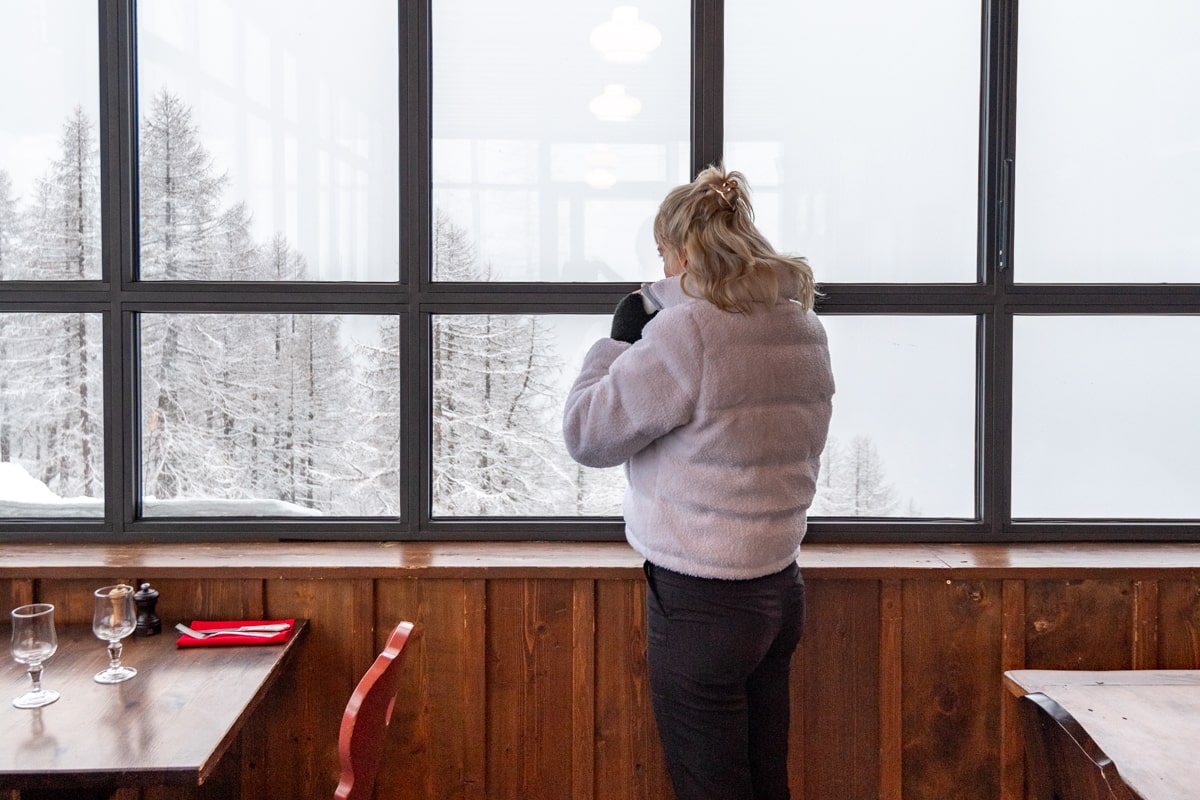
[11,603,60,708]
[93,584,138,684]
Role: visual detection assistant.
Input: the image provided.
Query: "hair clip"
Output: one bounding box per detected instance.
[713,181,736,209]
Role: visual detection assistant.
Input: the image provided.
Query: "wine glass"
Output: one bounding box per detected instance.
[92,584,137,684]
[11,603,60,708]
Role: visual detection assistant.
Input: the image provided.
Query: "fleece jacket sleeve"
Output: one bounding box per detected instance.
[562,311,700,469]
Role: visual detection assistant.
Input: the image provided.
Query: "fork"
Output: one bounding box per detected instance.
[175,623,290,638]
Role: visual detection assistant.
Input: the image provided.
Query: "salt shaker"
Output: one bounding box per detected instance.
[134,582,162,636]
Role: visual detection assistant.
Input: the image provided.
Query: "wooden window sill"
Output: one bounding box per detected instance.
[3,540,1200,579]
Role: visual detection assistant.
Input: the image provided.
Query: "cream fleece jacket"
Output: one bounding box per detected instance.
[563,273,834,580]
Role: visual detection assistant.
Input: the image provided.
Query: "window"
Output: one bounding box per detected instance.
[1,0,1196,541]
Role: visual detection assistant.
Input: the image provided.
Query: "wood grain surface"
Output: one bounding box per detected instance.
[3,542,1200,799]
[0,621,306,792]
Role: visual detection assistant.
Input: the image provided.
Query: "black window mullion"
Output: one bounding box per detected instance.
[692,0,723,177]
[101,0,139,537]
[405,0,432,533]
[980,0,1019,537]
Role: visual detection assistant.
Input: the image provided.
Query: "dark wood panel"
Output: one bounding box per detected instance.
[2,580,33,612]
[1132,580,1159,669]
[1024,580,1134,670]
[879,579,902,800]
[999,581,1026,800]
[253,579,374,800]
[374,577,487,800]
[571,579,596,800]
[145,579,264,626]
[902,579,1004,800]
[1158,579,1200,669]
[486,579,577,799]
[36,578,136,624]
[593,578,669,800]
[13,562,1200,800]
[796,579,881,800]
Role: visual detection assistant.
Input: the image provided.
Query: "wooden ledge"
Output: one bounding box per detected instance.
[3,541,1200,580]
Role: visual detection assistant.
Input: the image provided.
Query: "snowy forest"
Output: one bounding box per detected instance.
[1,91,908,519]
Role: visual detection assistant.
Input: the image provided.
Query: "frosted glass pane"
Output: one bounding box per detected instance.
[1015,1,1200,282]
[726,1,980,283]
[433,1,690,282]
[140,314,400,517]
[1013,317,1200,518]
[816,316,976,517]
[0,1,101,281]
[0,313,104,518]
[432,314,623,516]
[137,0,399,281]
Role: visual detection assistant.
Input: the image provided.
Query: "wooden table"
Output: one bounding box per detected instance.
[0,620,307,794]
[1004,669,1200,800]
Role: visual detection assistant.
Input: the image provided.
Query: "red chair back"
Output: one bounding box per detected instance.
[335,621,415,800]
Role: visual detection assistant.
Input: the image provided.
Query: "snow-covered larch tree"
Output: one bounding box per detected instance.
[430,210,575,515]
[810,434,901,517]
[348,315,402,516]
[5,109,105,498]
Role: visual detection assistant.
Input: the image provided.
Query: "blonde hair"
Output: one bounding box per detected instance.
[653,164,817,313]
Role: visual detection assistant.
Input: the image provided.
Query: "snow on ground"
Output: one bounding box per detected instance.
[0,462,322,518]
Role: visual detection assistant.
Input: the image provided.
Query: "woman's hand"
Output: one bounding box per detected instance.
[610,292,658,343]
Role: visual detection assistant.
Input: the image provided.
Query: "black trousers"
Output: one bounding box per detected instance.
[644,560,805,800]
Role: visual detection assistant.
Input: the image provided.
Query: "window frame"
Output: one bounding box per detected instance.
[2,0,1199,543]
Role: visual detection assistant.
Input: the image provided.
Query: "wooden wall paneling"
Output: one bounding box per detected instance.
[593,578,669,800]
[373,577,487,800]
[1023,580,1133,670]
[999,580,1026,800]
[144,578,265,627]
[1131,580,1159,669]
[2,579,33,611]
[36,577,135,623]
[879,579,902,800]
[571,579,596,800]
[485,578,577,799]
[901,579,1003,800]
[794,579,881,800]
[1157,578,1200,668]
[248,578,374,800]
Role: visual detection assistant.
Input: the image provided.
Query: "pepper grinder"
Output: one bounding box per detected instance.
[134,582,162,636]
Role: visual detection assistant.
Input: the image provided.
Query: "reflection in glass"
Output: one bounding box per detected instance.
[1013,316,1200,518]
[139,313,400,517]
[432,0,689,282]
[815,316,976,517]
[432,314,623,517]
[1015,0,1200,282]
[726,0,979,283]
[0,1,101,281]
[0,313,104,518]
[137,0,399,281]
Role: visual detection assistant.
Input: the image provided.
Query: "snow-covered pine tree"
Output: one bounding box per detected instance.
[138,89,239,499]
[7,109,105,498]
[0,170,22,464]
[810,434,901,516]
[24,106,101,281]
[349,315,402,516]
[139,89,230,281]
[0,170,21,280]
[281,313,357,512]
[430,210,575,515]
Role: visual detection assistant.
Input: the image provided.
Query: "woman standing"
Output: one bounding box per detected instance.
[563,165,834,800]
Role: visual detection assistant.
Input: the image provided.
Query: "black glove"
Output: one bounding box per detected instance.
[610,292,658,344]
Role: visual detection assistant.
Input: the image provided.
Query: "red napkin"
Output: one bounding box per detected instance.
[176,619,295,647]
